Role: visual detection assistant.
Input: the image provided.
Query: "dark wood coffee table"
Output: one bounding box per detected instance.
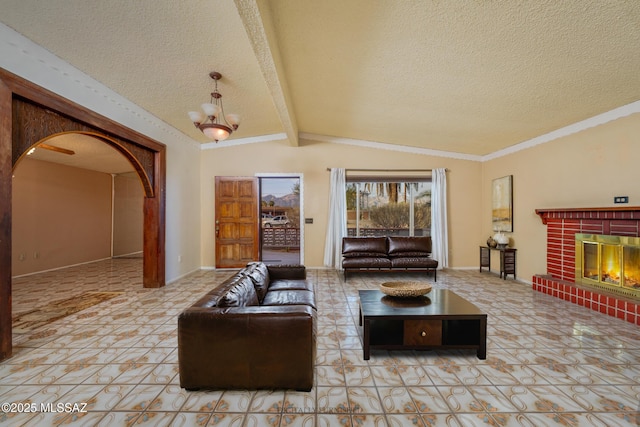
[358,289,487,360]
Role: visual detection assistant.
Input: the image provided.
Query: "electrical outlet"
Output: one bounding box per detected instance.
[614,196,629,204]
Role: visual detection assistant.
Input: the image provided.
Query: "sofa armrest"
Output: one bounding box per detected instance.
[178,305,316,390]
[267,264,307,280]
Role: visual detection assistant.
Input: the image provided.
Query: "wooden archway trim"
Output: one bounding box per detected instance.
[12,97,156,196]
[0,68,166,361]
[15,132,155,199]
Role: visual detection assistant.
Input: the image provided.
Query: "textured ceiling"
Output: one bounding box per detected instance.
[1,0,640,167]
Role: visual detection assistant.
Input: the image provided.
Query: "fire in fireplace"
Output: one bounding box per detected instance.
[575,234,640,299]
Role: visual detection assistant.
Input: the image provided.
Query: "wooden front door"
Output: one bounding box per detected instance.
[215,177,260,268]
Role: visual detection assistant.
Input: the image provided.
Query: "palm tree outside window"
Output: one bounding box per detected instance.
[346,180,431,237]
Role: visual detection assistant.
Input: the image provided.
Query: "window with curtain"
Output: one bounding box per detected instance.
[346,175,432,237]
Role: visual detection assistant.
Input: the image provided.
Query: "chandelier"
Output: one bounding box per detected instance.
[188,71,240,142]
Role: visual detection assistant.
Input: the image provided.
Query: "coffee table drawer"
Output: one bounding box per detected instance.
[404,320,442,346]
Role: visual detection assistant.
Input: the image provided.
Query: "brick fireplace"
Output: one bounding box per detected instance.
[533,207,640,325]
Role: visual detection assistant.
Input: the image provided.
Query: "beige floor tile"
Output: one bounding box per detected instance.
[3,260,640,423]
[346,386,383,413]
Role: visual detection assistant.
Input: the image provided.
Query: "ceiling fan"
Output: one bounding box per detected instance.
[35,143,75,155]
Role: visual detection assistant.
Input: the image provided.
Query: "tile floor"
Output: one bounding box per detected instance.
[2,259,640,426]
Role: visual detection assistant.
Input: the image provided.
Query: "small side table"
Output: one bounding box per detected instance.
[479,246,517,280]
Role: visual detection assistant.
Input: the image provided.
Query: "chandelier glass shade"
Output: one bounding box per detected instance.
[188,71,240,142]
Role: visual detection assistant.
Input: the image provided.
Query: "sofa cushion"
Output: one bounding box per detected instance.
[217,275,260,307]
[342,257,392,268]
[342,237,388,257]
[342,251,388,258]
[267,265,306,280]
[269,279,314,292]
[391,257,438,268]
[387,236,431,256]
[243,262,270,303]
[262,289,316,310]
[387,251,431,258]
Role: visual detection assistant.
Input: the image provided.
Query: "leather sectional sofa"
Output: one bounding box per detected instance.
[342,236,438,280]
[178,262,316,391]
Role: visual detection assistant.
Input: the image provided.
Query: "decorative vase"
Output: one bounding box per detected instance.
[487,236,497,248]
[494,232,509,249]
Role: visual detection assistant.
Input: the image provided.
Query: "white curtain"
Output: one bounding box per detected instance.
[323,168,347,269]
[431,168,448,269]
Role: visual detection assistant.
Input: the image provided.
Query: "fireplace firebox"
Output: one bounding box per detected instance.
[575,234,640,299]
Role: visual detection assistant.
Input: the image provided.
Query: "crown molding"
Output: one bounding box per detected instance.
[482,100,640,162]
[200,133,288,150]
[300,99,640,162]
[299,133,483,161]
[204,103,640,160]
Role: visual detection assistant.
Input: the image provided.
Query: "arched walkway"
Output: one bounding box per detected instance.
[0,68,166,361]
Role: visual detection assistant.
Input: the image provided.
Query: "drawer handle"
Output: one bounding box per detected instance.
[421,331,427,337]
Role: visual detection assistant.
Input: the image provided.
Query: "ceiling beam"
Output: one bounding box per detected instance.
[233,0,299,146]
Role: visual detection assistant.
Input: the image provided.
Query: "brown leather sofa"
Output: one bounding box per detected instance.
[342,236,438,280]
[178,262,316,391]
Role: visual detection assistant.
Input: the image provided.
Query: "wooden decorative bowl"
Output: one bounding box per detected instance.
[380,281,432,298]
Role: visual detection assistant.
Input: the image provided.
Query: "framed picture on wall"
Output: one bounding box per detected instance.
[492,175,513,232]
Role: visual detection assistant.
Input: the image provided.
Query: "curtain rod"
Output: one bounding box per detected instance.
[325,168,449,172]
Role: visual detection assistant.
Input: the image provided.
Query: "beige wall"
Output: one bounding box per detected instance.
[112,172,144,256]
[201,138,482,268]
[4,24,638,285]
[202,113,640,278]
[482,113,640,282]
[11,114,638,280]
[12,159,145,276]
[12,158,112,275]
